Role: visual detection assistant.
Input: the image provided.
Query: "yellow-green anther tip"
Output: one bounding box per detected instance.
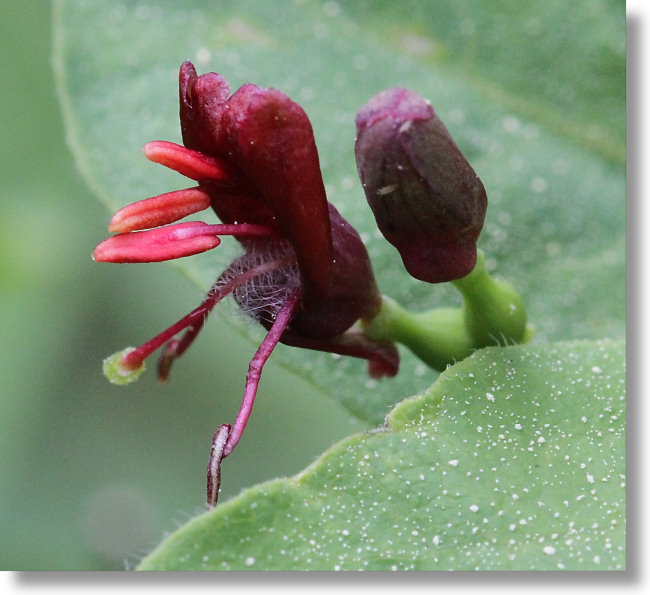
[102,347,146,385]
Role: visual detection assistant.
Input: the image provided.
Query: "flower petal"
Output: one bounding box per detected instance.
[92,222,220,263]
[179,60,231,156]
[286,203,381,338]
[223,86,333,303]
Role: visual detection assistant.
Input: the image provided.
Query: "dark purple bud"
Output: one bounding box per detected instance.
[355,88,487,283]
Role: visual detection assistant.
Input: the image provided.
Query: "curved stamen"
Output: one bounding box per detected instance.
[93,221,221,263]
[222,287,302,458]
[204,287,301,503]
[122,251,298,374]
[143,140,239,182]
[108,187,212,233]
[94,222,279,264]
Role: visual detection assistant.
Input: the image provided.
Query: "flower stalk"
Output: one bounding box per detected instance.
[363,252,531,371]
[451,251,532,348]
[362,298,473,372]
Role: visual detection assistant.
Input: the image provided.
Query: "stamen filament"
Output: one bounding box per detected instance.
[121,305,210,370]
[205,284,301,508]
[204,223,280,238]
[122,251,299,372]
[222,288,302,458]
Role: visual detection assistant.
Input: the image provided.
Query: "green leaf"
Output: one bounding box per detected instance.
[138,339,625,571]
[53,0,625,423]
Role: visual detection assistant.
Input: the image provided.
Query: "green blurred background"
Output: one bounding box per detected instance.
[0,1,359,570]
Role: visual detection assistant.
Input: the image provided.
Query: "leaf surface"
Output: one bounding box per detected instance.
[138,339,625,571]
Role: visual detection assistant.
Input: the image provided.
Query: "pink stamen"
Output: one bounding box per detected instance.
[122,252,298,374]
[204,288,301,508]
[156,319,207,382]
[143,140,237,182]
[121,303,212,370]
[108,187,212,233]
[222,288,302,458]
[95,221,278,264]
[92,222,221,263]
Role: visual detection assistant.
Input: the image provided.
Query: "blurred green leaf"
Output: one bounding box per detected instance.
[53,0,625,424]
[138,339,625,570]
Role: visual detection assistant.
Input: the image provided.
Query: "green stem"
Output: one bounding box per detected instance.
[452,251,531,347]
[363,296,474,372]
[363,251,531,372]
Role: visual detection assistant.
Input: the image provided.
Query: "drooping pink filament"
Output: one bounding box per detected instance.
[222,287,302,458]
[205,287,302,509]
[120,252,296,371]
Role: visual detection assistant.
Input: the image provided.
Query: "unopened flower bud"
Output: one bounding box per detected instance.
[355,88,487,283]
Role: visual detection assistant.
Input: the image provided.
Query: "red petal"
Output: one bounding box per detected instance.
[179,60,231,156]
[223,86,333,303]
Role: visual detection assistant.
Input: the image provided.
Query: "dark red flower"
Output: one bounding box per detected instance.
[95,62,398,506]
[355,87,487,283]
